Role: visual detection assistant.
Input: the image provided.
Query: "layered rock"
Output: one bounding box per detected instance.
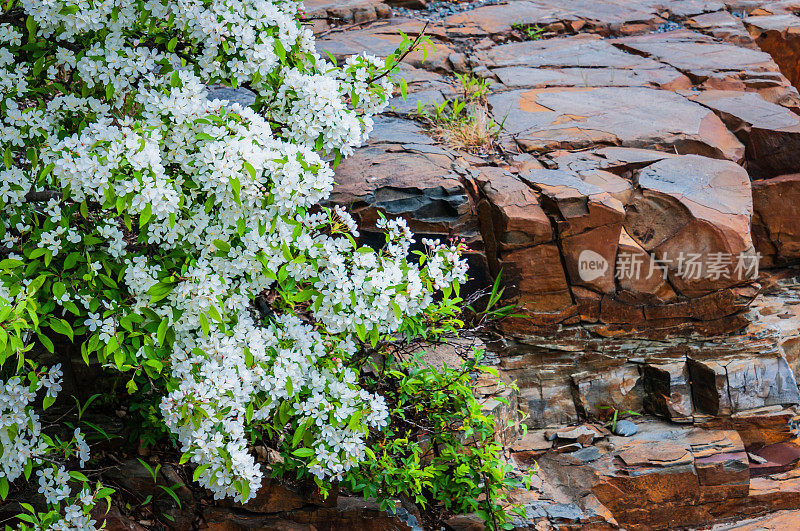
[509,415,800,530]
[752,174,800,266]
[487,86,745,159]
[685,90,800,177]
[481,34,692,90]
[612,30,800,108]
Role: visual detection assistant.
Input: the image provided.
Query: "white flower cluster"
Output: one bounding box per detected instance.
[0,365,62,482]
[2,0,469,511]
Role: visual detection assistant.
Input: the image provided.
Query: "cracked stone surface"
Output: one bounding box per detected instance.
[488,86,745,159]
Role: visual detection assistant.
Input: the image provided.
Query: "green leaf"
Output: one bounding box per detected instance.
[159,485,182,507]
[291,448,314,458]
[157,318,168,345]
[49,318,74,341]
[167,36,178,52]
[0,477,10,500]
[291,421,307,448]
[69,471,89,482]
[274,40,286,62]
[192,464,210,482]
[355,322,366,342]
[139,204,152,227]
[37,332,54,353]
[199,313,209,337]
[243,161,256,180]
[229,176,241,204]
[212,239,231,253]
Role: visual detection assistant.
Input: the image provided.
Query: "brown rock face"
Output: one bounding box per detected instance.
[625,155,755,297]
[752,174,800,265]
[488,87,745,160]
[520,168,626,294]
[613,30,800,108]
[498,244,573,313]
[686,90,800,177]
[745,14,800,93]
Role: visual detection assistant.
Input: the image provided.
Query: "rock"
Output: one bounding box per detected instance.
[752,174,800,266]
[616,228,676,303]
[328,118,474,234]
[488,87,745,161]
[687,10,758,47]
[92,506,148,531]
[473,168,553,254]
[484,34,691,90]
[642,362,694,422]
[566,446,602,464]
[613,30,800,108]
[497,244,573,314]
[552,424,603,442]
[571,364,643,419]
[202,497,414,531]
[716,510,800,530]
[744,14,800,94]
[442,514,485,531]
[517,381,579,428]
[302,0,393,32]
[511,430,554,452]
[748,441,800,475]
[443,0,665,36]
[613,420,639,436]
[624,155,754,297]
[688,355,800,415]
[685,90,800,177]
[519,168,626,294]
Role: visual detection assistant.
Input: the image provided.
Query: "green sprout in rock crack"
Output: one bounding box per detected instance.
[412,72,501,153]
[511,23,546,40]
[597,405,642,433]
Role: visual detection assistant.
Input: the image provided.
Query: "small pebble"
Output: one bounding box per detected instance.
[613,420,638,437]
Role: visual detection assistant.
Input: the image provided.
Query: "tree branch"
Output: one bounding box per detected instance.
[366,23,429,85]
[25,190,61,203]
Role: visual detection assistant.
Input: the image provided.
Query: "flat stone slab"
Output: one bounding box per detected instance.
[686,10,756,47]
[493,65,691,90]
[484,34,671,69]
[613,30,800,107]
[487,86,744,160]
[443,0,665,35]
[686,90,800,177]
[614,30,777,77]
[484,34,691,90]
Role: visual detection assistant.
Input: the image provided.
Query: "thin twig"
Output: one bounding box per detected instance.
[366,23,429,85]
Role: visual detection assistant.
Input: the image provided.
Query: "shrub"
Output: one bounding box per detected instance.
[0,1,528,528]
